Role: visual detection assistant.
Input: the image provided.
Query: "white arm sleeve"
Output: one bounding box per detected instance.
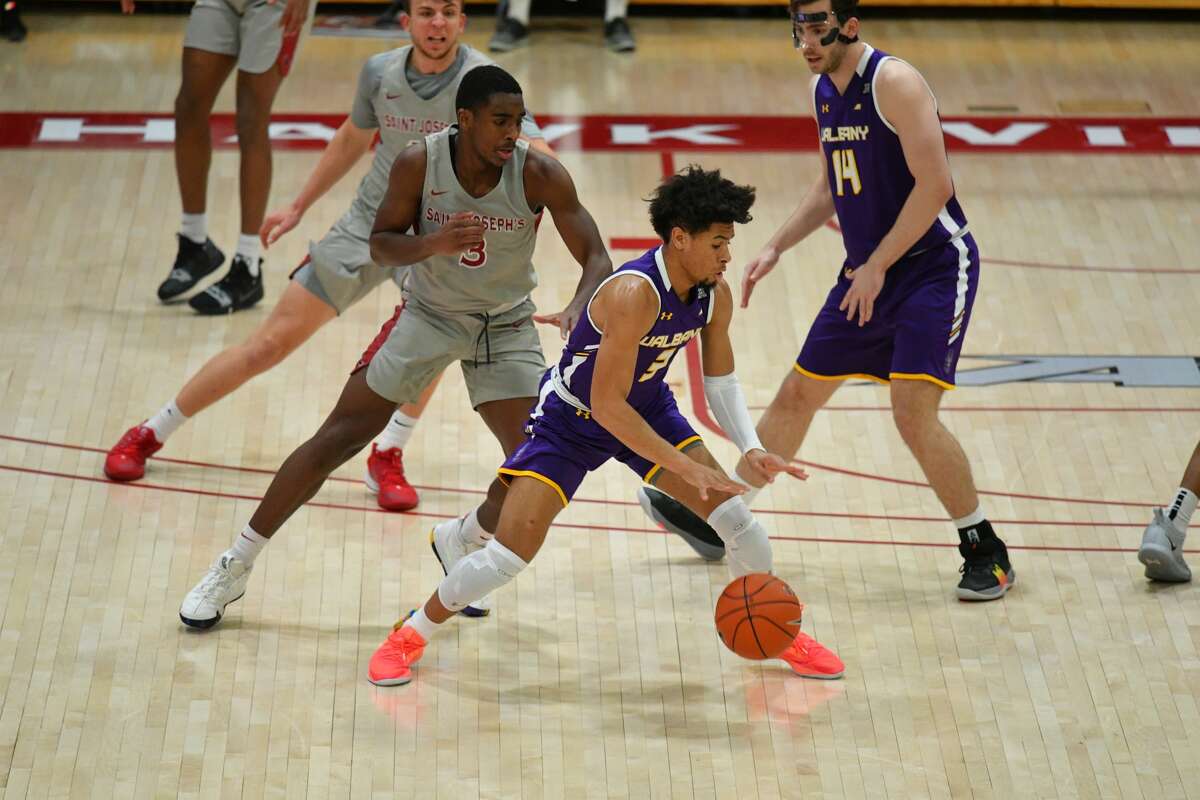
[703,373,763,455]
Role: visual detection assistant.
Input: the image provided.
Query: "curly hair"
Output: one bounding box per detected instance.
[648,165,756,242]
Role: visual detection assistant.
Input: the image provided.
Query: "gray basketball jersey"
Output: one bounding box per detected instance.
[404,127,539,315]
[351,45,494,222]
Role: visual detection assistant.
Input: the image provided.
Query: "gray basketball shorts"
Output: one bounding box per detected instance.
[354,298,546,409]
[290,214,404,314]
[183,0,301,76]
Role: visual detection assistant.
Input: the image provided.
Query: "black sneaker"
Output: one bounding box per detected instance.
[637,485,726,561]
[488,17,528,52]
[188,255,264,315]
[158,235,225,302]
[956,537,1015,601]
[1,3,27,42]
[603,17,635,53]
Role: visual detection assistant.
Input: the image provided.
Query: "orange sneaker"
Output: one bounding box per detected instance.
[365,444,419,511]
[780,631,844,679]
[368,623,427,686]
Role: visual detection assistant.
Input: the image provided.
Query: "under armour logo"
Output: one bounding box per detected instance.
[821,103,830,113]
[575,409,591,420]
[659,312,673,321]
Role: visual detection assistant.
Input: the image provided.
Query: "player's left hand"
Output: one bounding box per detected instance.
[838,262,885,327]
[272,0,309,35]
[741,449,808,485]
[533,299,587,339]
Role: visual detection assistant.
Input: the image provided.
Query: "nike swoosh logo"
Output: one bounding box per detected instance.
[385,92,404,100]
[431,190,448,196]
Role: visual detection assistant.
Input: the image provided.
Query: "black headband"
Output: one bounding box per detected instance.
[792,10,859,47]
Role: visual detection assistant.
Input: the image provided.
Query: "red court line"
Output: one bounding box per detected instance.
[0,433,1150,526]
[0,463,1179,555]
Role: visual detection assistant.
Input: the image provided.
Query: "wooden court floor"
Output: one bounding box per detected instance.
[2,10,1200,799]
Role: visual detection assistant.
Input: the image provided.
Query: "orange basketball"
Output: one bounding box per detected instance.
[714,574,804,660]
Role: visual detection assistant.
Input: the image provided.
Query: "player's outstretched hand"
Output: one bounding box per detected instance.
[838,262,884,326]
[740,247,779,308]
[430,212,485,257]
[260,204,303,248]
[677,460,747,502]
[740,449,808,486]
[533,297,587,339]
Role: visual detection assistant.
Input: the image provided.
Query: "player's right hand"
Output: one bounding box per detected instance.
[740,246,779,308]
[430,212,485,256]
[260,204,303,248]
[676,459,747,502]
[120,0,135,13]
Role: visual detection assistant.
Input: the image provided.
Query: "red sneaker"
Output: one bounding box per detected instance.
[104,424,163,482]
[368,623,427,686]
[780,631,845,679]
[365,444,419,511]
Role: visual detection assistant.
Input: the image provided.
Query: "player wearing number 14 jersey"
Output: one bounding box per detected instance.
[639,0,1015,603]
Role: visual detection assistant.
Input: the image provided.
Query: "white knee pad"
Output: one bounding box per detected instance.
[706,496,774,577]
[437,539,528,612]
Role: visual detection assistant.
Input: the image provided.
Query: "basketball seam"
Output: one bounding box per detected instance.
[756,616,800,642]
[741,577,768,659]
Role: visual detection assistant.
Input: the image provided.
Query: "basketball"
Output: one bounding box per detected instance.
[714,574,804,660]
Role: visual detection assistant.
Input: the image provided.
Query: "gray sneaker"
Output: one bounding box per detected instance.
[1138,509,1191,582]
[604,18,635,52]
[489,17,529,52]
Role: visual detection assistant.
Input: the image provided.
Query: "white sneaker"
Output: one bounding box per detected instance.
[1138,509,1191,583]
[430,518,491,618]
[180,552,252,629]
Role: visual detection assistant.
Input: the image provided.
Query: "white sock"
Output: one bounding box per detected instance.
[456,508,492,548]
[180,212,206,244]
[228,524,268,565]
[707,496,773,577]
[604,0,628,22]
[505,0,530,24]
[953,506,986,530]
[437,539,527,612]
[236,234,261,276]
[376,410,418,451]
[144,399,188,442]
[1166,488,1197,534]
[403,607,439,640]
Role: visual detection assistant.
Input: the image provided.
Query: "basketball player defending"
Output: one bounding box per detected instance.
[367,167,845,686]
[639,0,1014,602]
[1137,438,1199,582]
[121,0,310,312]
[106,0,551,511]
[178,66,612,629]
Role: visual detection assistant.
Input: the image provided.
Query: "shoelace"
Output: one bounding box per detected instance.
[383,629,420,663]
[959,559,999,575]
[197,560,236,602]
[376,449,408,483]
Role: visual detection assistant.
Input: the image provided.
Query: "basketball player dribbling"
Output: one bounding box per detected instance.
[178,66,613,629]
[639,0,1015,602]
[105,0,554,512]
[366,167,845,687]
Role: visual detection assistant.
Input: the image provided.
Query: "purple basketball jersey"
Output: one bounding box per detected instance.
[548,246,714,414]
[815,44,969,268]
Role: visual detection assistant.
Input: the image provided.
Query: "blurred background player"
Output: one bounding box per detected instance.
[177,66,611,629]
[640,0,1012,603]
[121,0,310,313]
[489,0,635,53]
[1138,439,1198,582]
[104,0,552,512]
[367,166,843,687]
